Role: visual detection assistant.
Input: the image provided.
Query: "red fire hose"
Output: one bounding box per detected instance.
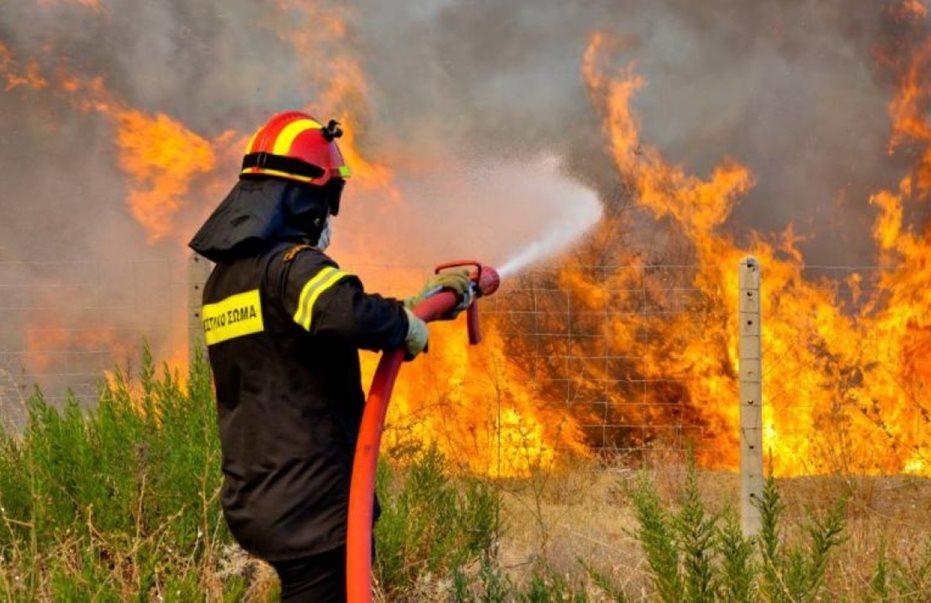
[346,262,500,603]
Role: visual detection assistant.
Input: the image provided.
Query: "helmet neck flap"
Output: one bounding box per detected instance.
[189,178,332,263]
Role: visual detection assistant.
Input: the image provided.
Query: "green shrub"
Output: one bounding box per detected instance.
[374,446,499,597]
[629,462,848,603]
[878,534,931,602]
[0,347,234,601]
[630,471,683,602]
[2,347,927,601]
[717,509,755,603]
[673,464,718,602]
[756,477,847,602]
[453,559,592,603]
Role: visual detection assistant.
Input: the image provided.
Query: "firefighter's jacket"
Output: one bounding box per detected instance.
[201,242,409,561]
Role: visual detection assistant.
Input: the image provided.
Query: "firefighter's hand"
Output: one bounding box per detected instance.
[404,268,474,319]
[403,308,429,361]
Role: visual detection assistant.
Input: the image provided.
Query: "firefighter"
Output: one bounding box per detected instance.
[189,111,471,602]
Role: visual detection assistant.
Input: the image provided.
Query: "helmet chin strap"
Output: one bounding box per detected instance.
[316,215,333,251]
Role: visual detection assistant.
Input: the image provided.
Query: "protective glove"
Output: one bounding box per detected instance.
[403,307,429,361]
[403,268,474,319]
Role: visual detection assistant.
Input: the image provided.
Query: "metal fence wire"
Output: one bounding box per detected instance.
[0,256,914,478]
[0,258,188,426]
[483,264,719,456]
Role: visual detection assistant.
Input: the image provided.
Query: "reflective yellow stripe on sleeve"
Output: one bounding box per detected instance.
[293,266,351,331]
[202,289,264,346]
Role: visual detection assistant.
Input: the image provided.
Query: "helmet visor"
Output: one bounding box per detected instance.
[323,178,345,216]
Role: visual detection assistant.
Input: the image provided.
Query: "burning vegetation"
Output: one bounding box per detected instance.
[0,1,929,480]
[566,6,931,477]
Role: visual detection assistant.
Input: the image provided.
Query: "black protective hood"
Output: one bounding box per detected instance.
[189,178,327,263]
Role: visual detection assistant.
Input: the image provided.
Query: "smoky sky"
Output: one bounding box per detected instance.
[351,0,924,266]
[1,1,926,265]
[0,0,928,412]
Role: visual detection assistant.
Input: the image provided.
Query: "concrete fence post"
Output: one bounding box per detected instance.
[188,253,211,363]
[738,256,763,536]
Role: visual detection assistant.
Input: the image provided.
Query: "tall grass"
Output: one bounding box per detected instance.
[0,348,241,601]
[1,352,930,601]
[0,349,505,601]
[375,447,499,598]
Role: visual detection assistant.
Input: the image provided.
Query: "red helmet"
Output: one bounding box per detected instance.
[240,111,350,212]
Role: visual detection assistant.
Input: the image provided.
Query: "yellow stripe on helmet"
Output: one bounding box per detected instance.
[272,118,324,156]
[239,166,315,183]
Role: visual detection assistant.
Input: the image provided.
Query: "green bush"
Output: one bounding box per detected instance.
[452,558,592,603]
[756,477,847,602]
[374,446,500,598]
[2,349,930,601]
[629,459,849,603]
[0,347,505,600]
[0,347,233,601]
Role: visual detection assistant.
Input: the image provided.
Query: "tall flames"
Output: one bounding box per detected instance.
[2,1,930,478]
[574,2,931,477]
[0,46,237,244]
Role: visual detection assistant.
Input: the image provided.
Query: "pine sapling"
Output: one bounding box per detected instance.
[630,472,683,602]
[756,477,788,602]
[717,510,756,603]
[798,495,847,599]
[870,540,888,601]
[673,460,718,602]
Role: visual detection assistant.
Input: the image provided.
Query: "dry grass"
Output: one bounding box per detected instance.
[491,450,931,601]
[496,459,644,594]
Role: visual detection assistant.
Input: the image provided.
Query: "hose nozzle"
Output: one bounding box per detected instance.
[473,264,500,298]
[434,261,500,297]
[434,261,500,345]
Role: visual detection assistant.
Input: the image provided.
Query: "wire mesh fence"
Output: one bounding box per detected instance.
[483,264,719,458]
[0,255,924,482]
[0,258,189,427]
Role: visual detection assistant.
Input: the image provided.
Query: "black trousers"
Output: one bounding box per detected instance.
[270,546,346,603]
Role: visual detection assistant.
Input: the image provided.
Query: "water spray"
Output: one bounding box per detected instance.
[497,186,602,278]
[498,231,565,278]
[497,225,582,278]
[346,261,500,603]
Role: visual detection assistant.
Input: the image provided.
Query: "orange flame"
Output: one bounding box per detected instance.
[116,111,217,243]
[269,0,398,195]
[0,43,48,91]
[0,46,233,244]
[581,24,931,477]
[377,324,589,476]
[889,0,928,19]
[23,306,134,383]
[6,3,931,480]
